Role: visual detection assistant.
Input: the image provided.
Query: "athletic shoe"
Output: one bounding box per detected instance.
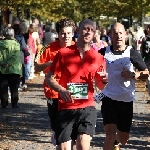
[114,141,120,150]
[28,76,33,80]
[22,84,28,91]
[114,144,120,150]
[51,132,56,146]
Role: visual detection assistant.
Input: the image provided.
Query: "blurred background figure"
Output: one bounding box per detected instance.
[30,23,41,78]
[91,30,108,51]
[13,24,29,90]
[33,18,44,44]
[0,27,22,108]
[125,29,134,47]
[43,25,57,46]
[72,26,79,42]
[100,28,111,45]
[133,26,145,53]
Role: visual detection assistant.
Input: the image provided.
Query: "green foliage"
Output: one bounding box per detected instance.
[0,0,149,24]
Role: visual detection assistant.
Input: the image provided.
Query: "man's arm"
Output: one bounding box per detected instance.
[121,69,149,81]
[135,69,149,80]
[34,45,52,73]
[46,71,73,102]
[34,61,52,73]
[46,71,65,92]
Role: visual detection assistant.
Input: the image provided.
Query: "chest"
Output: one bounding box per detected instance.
[105,51,131,71]
[62,51,99,75]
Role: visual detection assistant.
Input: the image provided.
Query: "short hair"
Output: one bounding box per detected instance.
[20,20,29,33]
[12,24,21,34]
[56,18,75,34]
[28,26,34,34]
[45,25,51,32]
[111,22,125,32]
[79,19,96,30]
[3,27,14,38]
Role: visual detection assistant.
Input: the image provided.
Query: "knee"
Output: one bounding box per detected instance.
[105,134,116,143]
[76,134,91,150]
[117,131,129,145]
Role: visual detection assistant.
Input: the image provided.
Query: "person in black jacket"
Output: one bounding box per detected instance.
[13,24,29,90]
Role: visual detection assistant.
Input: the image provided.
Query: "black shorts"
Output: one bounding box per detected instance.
[55,106,97,145]
[101,96,133,133]
[47,98,58,132]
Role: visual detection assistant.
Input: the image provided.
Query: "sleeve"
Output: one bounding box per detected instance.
[95,55,106,89]
[21,36,27,51]
[130,48,147,71]
[49,51,62,74]
[98,47,106,56]
[38,46,51,64]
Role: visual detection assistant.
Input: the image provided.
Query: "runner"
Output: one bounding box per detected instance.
[46,19,106,150]
[97,22,149,150]
[34,18,75,145]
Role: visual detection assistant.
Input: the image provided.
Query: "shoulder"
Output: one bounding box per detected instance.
[130,47,137,54]
[59,44,77,53]
[130,47,141,58]
[98,46,108,56]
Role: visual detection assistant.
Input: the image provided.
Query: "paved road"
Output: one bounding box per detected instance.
[0,76,150,150]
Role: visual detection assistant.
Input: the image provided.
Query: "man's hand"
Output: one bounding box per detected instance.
[46,61,53,67]
[121,69,133,80]
[59,89,74,103]
[97,71,108,83]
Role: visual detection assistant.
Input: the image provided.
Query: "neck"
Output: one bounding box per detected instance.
[59,41,70,48]
[76,41,91,52]
[113,45,126,51]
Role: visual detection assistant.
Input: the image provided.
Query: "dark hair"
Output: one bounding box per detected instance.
[28,26,34,34]
[13,24,21,35]
[3,27,14,38]
[147,25,150,29]
[79,19,96,30]
[56,18,75,34]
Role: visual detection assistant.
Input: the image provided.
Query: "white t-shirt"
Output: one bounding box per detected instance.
[102,46,135,102]
[32,32,39,50]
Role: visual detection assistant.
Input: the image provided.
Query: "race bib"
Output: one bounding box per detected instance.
[67,83,88,99]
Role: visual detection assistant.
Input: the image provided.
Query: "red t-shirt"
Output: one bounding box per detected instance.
[49,45,106,110]
[38,40,75,99]
[38,40,61,98]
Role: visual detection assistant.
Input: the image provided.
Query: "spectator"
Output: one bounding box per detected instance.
[43,25,57,46]
[30,23,41,78]
[133,26,145,53]
[100,28,111,45]
[13,24,29,90]
[33,18,44,44]
[0,27,22,108]
[91,30,108,51]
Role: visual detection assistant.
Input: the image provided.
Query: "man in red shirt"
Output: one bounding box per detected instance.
[46,19,106,150]
[34,18,75,145]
